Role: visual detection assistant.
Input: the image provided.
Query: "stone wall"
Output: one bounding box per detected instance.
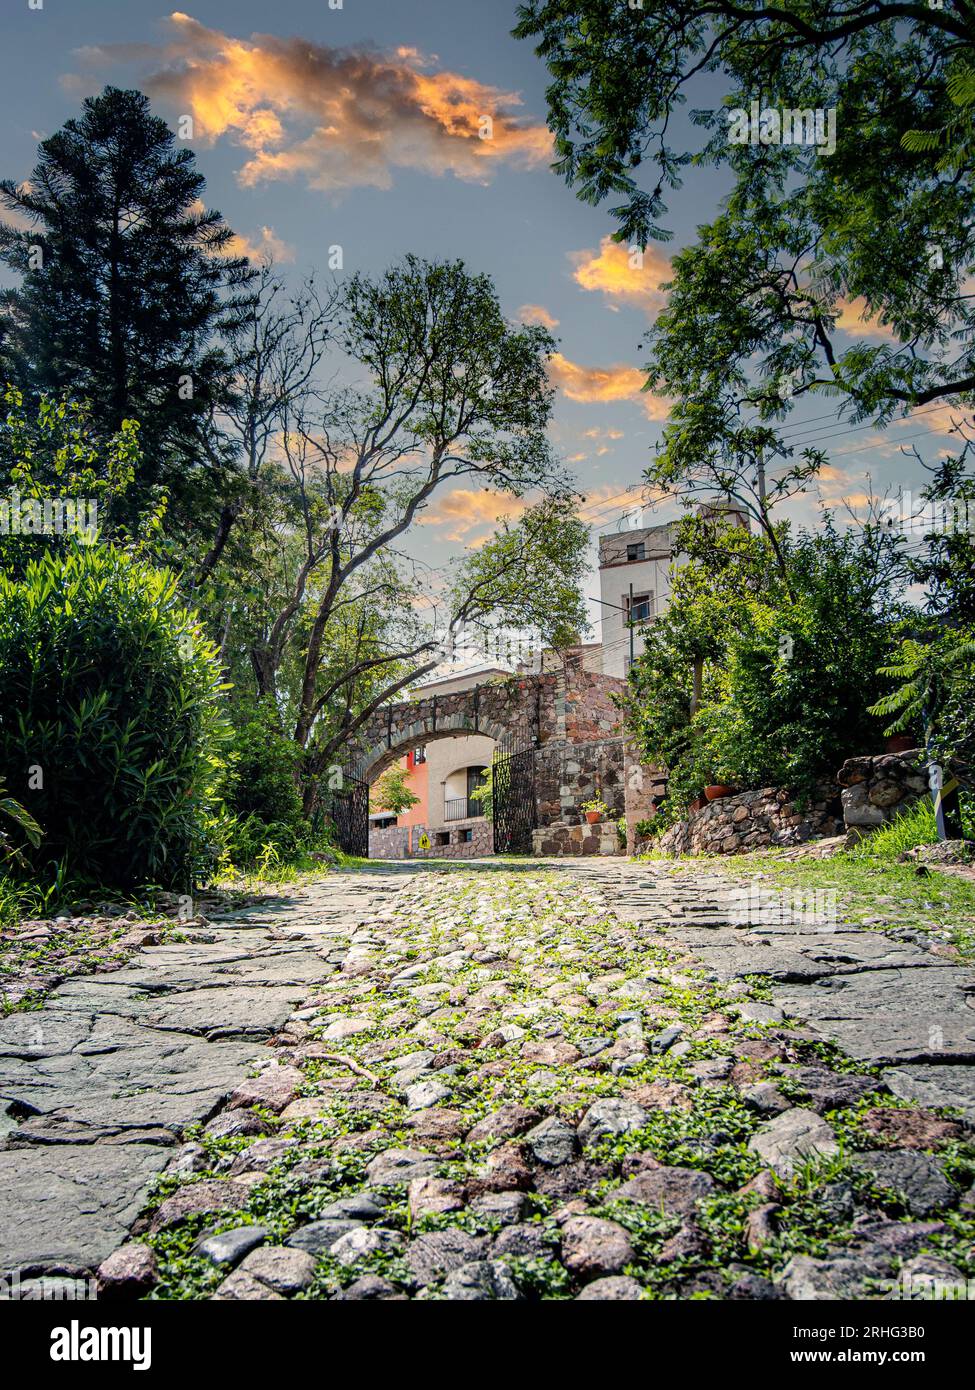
[534,738,627,827]
[837,751,928,833]
[348,657,625,781]
[623,744,668,854]
[654,785,841,856]
[558,651,624,744]
[368,819,493,860]
[532,820,622,857]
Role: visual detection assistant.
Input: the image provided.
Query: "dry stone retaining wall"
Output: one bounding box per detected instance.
[654,786,840,856]
[837,751,929,833]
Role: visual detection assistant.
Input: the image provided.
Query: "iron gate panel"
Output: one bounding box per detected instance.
[493,744,536,854]
[322,766,369,858]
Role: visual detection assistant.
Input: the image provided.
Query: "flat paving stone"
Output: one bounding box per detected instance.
[0,871,410,1275]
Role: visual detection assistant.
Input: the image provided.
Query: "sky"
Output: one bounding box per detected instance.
[2,1,969,641]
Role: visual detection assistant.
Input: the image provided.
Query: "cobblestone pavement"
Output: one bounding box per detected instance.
[3,858,974,1302]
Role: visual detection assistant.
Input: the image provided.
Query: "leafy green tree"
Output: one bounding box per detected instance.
[0,385,142,575]
[903,452,975,625]
[871,626,975,757]
[623,519,900,816]
[515,4,975,480]
[224,699,304,827]
[0,87,255,528]
[371,765,421,817]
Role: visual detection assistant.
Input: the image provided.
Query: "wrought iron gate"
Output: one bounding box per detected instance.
[321,765,370,858]
[493,743,536,854]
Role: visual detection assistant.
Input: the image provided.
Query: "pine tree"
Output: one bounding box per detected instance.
[0,86,256,527]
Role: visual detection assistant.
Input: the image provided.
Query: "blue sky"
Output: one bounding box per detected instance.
[2,2,965,629]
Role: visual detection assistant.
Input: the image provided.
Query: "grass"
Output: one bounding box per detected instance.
[848,796,972,861]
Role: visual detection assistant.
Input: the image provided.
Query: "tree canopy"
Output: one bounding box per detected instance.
[515,4,975,483]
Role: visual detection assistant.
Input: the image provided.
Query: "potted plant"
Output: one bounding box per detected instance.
[703,766,736,801]
[581,795,608,825]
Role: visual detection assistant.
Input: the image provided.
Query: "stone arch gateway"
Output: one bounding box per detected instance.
[325,655,636,856]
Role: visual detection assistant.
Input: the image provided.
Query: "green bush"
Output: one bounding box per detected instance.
[0,543,230,889]
[220,701,313,870]
[225,701,304,827]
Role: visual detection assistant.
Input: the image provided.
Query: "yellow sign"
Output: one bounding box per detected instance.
[417,833,431,850]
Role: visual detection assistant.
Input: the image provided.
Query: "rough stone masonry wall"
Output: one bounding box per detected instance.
[532,820,622,857]
[655,785,841,856]
[837,751,929,833]
[623,743,668,854]
[368,820,493,860]
[534,738,627,827]
[351,657,626,782]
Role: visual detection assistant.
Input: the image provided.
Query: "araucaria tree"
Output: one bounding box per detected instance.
[0,86,255,529]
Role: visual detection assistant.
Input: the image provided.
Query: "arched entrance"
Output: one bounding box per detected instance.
[368,730,498,860]
[323,660,632,857]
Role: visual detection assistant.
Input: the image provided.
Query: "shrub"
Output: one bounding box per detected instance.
[0,543,230,889]
[225,700,304,827]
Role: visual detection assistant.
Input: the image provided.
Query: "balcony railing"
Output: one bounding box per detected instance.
[444,796,484,822]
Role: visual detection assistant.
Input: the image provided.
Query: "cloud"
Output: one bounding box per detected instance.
[569,236,671,315]
[225,224,296,265]
[903,401,974,439]
[582,427,624,441]
[548,352,670,420]
[73,13,552,194]
[833,296,897,341]
[419,488,528,541]
[517,303,559,329]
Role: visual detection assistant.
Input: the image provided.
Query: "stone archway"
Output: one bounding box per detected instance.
[366,727,499,861]
[331,656,632,857]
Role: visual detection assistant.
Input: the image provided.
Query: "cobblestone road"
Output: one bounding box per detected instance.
[2,859,973,1301]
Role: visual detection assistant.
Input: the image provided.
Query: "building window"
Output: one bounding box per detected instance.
[459,829,473,843]
[435,831,450,847]
[626,542,646,562]
[406,745,426,770]
[628,592,652,622]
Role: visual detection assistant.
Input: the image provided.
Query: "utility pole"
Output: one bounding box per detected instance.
[628,581,634,671]
[756,448,767,507]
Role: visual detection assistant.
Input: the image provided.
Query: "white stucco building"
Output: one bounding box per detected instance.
[597,521,680,679]
[596,505,750,678]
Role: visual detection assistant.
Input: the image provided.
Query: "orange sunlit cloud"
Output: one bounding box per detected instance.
[517,303,559,329]
[225,224,295,264]
[419,488,528,542]
[833,296,897,341]
[73,12,552,193]
[902,401,975,439]
[548,352,670,421]
[569,236,671,316]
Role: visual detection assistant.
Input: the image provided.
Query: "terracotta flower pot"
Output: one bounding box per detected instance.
[704,784,733,801]
[585,810,601,824]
